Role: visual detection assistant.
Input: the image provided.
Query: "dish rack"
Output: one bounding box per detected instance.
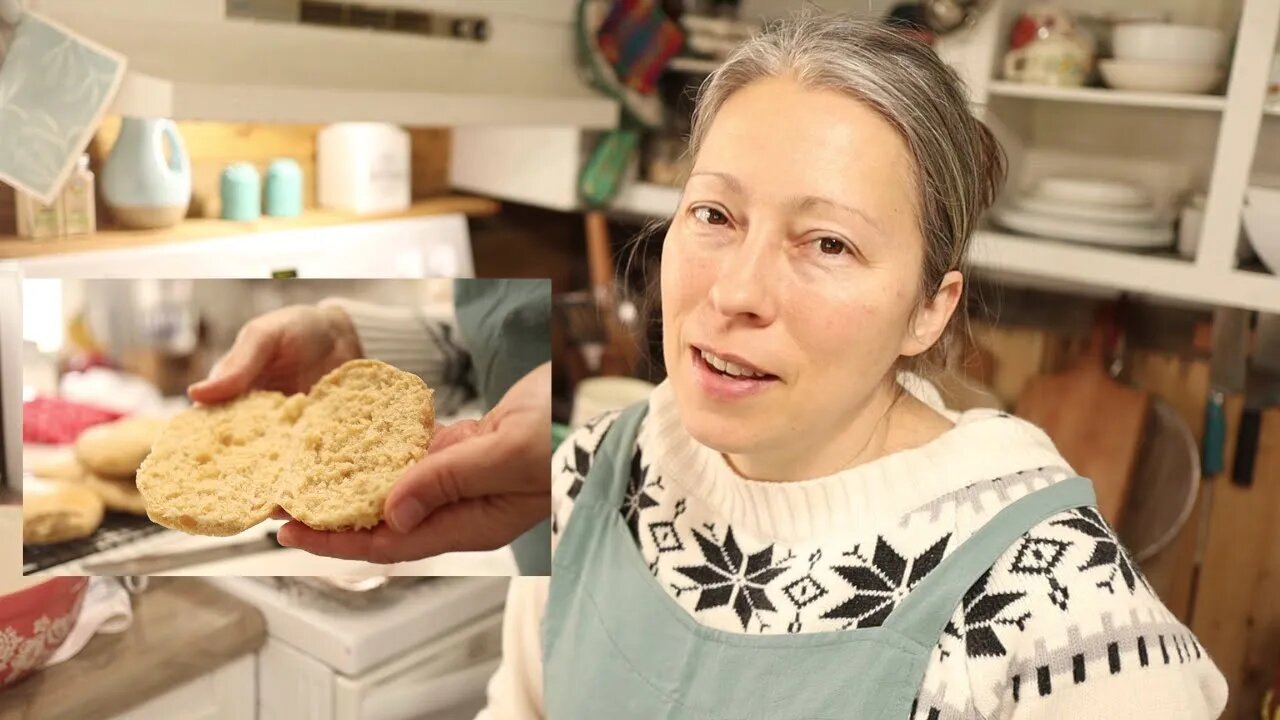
[23,512,167,574]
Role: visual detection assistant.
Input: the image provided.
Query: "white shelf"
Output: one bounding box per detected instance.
[611,181,682,218]
[604,183,1280,313]
[667,56,722,75]
[49,13,619,128]
[972,231,1280,313]
[988,80,1227,112]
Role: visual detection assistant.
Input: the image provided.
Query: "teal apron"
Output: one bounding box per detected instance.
[544,403,1098,719]
[453,279,552,576]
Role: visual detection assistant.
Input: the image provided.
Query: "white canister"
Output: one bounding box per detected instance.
[570,376,656,429]
[317,123,411,214]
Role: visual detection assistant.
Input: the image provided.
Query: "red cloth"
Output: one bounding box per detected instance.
[22,396,125,445]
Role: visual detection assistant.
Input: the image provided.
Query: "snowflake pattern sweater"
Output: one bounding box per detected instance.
[477,381,1228,720]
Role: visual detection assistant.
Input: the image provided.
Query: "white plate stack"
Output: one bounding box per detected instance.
[992,177,1175,250]
[1100,23,1226,94]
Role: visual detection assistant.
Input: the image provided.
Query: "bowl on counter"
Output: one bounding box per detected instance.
[1112,23,1227,66]
[1242,185,1280,274]
[1099,59,1223,94]
[0,576,88,687]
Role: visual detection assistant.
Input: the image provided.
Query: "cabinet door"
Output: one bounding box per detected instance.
[113,654,255,720]
[333,611,503,720]
[258,638,335,720]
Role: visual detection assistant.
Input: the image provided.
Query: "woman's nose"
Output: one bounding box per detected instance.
[708,233,776,324]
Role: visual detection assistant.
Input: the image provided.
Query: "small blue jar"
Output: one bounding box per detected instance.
[265,158,303,218]
[220,163,261,221]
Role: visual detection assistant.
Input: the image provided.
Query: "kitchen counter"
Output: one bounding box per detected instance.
[0,578,265,720]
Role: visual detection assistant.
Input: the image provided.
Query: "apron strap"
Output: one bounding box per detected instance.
[883,476,1098,649]
[577,401,650,510]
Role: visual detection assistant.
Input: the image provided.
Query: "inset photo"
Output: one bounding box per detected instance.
[18,277,549,577]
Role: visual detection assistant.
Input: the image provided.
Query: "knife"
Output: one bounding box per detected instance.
[1203,308,1250,477]
[1233,313,1280,487]
[81,530,283,575]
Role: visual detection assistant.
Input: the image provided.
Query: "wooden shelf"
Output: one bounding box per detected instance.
[0,195,499,260]
[988,80,1228,112]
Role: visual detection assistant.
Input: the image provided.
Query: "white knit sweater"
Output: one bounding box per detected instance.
[478,380,1228,720]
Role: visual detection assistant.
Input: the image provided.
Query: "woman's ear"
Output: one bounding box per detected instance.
[900,270,964,358]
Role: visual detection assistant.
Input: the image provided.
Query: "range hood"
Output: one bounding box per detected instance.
[31,0,619,128]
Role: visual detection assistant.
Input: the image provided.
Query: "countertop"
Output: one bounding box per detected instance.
[0,578,265,720]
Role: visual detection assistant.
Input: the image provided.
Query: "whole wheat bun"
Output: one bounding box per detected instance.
[75,416,166,478]
[23,477,105,544]
[279,359,434,531]
[84,473,149,516]
[138,360,433,536]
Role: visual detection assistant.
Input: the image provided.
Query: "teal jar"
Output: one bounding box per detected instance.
[220,163,261,221]
[264,158,303,217]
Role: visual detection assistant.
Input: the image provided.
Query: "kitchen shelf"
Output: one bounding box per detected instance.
[49,13,619,128]
[605,182,1280,313]
[667,56,722,74]
[610,181,682,218]
[0,195,499,260]
[987,80,1228,112]
[972,231,1280,313]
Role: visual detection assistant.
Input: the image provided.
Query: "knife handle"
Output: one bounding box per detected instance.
[1203,391,1226,477]
[1232,408,1262,488]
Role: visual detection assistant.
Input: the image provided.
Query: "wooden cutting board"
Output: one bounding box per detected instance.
[1016,320,1151,524]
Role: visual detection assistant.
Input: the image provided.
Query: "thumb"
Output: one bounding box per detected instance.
[187,327,273,404]
[385,431,520,532]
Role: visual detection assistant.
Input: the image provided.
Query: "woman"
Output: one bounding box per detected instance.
[480,13,1226,719]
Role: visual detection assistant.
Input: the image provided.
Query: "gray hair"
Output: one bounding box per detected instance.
[686,12,1005,374]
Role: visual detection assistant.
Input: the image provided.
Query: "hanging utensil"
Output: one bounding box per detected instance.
[1119,397,1200,562]
[1232,313,1280,487]
[1203,308,1250,477]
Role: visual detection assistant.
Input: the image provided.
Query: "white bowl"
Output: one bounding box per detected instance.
[1242,186,1280,274]
[1100,59,1223,94]
[1113,23,1226,65]
[1033,177,1152,208]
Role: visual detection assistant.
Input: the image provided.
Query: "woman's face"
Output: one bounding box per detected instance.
[661,76,959,479]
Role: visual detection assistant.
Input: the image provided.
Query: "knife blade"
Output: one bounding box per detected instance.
[81,530,283,575]
[1203,308,1251,477]
[1233,313,1280,487]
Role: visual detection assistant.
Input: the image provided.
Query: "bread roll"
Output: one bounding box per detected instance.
[23,477,105,544]
[75,416,166,478]
[138,360,434,536]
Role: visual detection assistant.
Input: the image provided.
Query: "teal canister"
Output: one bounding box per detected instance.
[220,163,261,221]
[99,117,192,229]
[265,158,303,217]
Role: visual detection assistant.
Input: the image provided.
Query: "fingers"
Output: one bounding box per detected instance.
[428,419,483,453]
[276,494,546,564]
[188,322,275,404]
[385,430,524,532]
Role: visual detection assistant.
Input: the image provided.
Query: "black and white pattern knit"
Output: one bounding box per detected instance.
[546,382,1228,720]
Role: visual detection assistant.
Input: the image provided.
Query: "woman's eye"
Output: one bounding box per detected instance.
[816,237,848,256]
[692,206,729,226]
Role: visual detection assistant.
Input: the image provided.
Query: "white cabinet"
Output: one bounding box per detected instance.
[113,655,256,720]
[259,611,503,720]
[29,0,618,128]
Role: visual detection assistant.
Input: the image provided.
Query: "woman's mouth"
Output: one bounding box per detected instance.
[690,346,779,401]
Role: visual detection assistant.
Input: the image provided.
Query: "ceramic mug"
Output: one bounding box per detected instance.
[1003,33,1090,86]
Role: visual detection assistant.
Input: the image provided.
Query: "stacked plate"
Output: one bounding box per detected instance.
[991,177,1174,249]
[1100,23,1226,94]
